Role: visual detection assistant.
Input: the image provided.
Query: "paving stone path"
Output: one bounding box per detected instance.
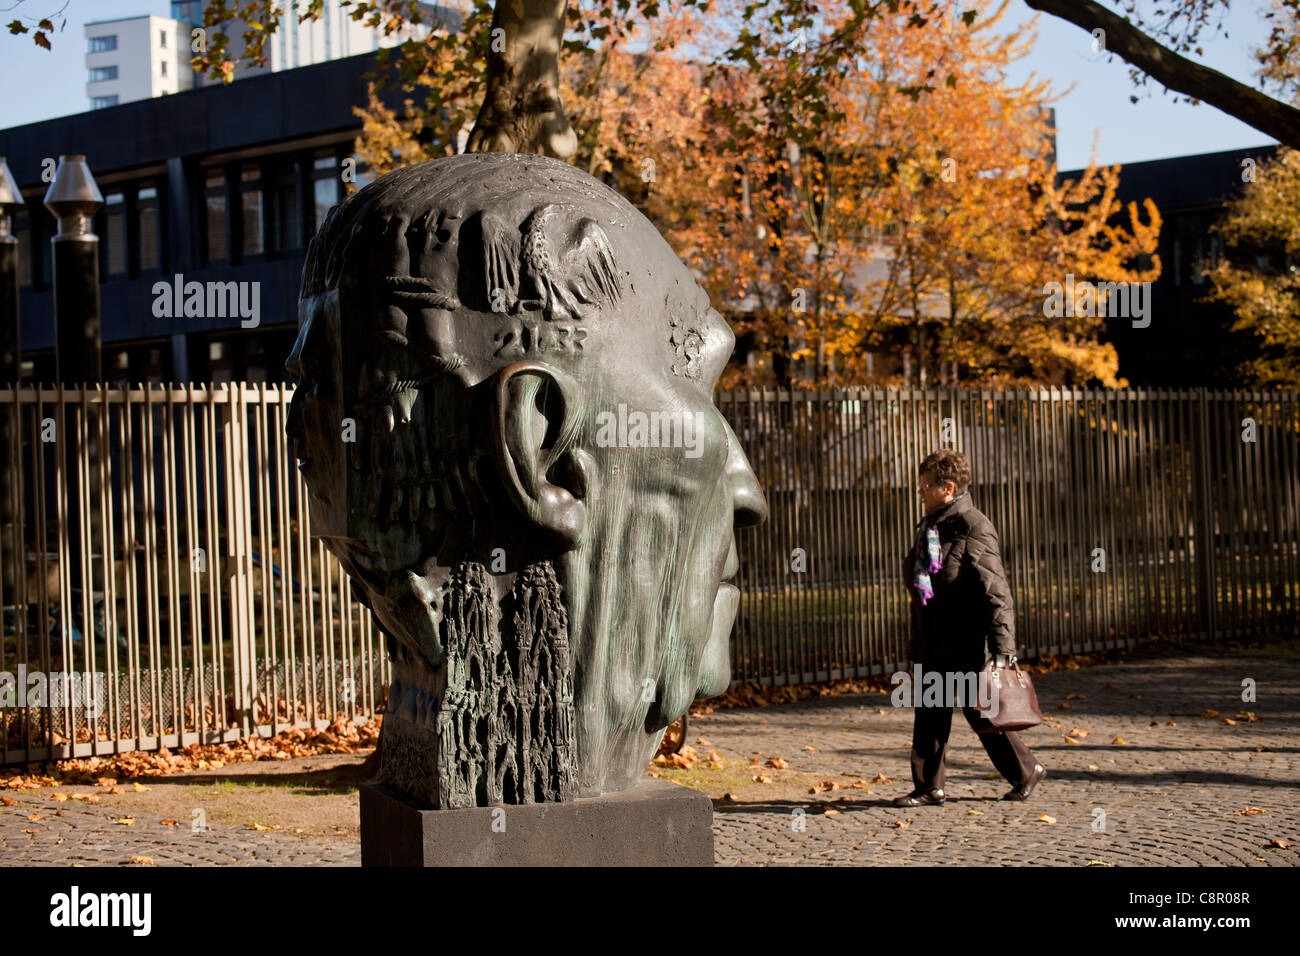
[704,641,1300,866]
[3,641,1296,865]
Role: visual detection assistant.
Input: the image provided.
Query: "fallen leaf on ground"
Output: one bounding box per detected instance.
[0,796,16,806]
[1069,729,1090,737]
[1167,721,1177,727]
[249,822,272,831]
[1065,693,1089,700]
[1087,764,1100,771]
[1266,839,1291,849]
[132,782,150,792]
[160,819,178,826]
[1085,860,1113,867]
[115,818,134,826]
[1039,814,1056,823]
[27,813,42,822]
[1237,807,1269,816]
[891,819,910,828]
[765,757,788,769]
[803,746,818,752]
[1063,736,1078,744]
[1112,737,1127,745]
[695,737,712,746]
[823,808,841,816]
[127,856,154,866]
[753,774,771,784]
[1235,712,1259,722]
[969,810,984,815]
[872,772,893,784]
[1201,709,1220,719]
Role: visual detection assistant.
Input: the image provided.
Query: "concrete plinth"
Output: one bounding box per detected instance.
[359,778,715,867]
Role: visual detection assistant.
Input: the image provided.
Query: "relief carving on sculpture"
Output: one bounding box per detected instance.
[286,153,767,808]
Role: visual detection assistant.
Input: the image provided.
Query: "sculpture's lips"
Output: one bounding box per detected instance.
[721,537,739,582]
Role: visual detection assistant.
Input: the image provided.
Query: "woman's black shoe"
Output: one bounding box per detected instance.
[892,788,945,806]
[1002,764,1047,801]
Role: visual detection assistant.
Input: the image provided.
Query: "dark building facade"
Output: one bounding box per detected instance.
[0,50,419,384]
[1063,144,1280,387]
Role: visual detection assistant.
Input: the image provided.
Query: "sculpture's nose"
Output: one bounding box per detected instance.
[724,419,767,528]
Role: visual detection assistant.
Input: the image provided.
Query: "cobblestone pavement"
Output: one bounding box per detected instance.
[3,641,1297,865]
[0,798,360,866]
[701,641,1300,866]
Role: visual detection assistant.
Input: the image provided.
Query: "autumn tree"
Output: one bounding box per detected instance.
[691,0,1161,388]
[1203,0,1300,388]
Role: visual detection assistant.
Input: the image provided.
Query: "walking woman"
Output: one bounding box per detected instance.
[893,449,1046,806]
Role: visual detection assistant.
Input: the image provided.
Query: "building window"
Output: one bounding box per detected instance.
[138,185,160,272]
[89,65,119,83]
[312,153,339,234]
[240,165,264,256]
[89,35,118,53]
[161,60,168,77]
[104,193,126,277]
[205,172,227,263]
[273,165,302,252]
[14,209,31,288]
[91,95,119,109]
[160,30,168,48]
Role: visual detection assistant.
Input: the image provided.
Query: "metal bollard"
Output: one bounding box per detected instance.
[0,157,21,383]
[44,154,103,385]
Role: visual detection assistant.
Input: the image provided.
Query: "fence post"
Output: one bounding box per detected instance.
[222,383,257,736]
[1192,388,1218,640]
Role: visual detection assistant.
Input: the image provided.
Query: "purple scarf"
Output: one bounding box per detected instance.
[912,492,967,605]
[912,521,942,606]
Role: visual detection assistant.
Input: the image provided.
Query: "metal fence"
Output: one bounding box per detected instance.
[0,384,386,765]
[1,385,1297,765]
[722,388,1300,685]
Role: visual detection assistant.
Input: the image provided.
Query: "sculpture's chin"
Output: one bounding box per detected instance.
[695,582,738,699]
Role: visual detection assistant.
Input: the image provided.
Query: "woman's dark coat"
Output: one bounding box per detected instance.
[903,493,1018,674]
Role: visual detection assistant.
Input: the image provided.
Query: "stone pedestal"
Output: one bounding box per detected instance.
[359,777,715,867]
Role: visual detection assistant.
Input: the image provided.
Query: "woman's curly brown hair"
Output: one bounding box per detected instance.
[919,449,971,493]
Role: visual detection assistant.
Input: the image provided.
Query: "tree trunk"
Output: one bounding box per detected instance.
[466,0,578,159]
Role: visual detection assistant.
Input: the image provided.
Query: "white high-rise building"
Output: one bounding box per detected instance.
[85,2,456,109]
[85,15,193,110]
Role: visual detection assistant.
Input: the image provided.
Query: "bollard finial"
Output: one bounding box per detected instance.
[0,158,23,238]
[43,154,103,238]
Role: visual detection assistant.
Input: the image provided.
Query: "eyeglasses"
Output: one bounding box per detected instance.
[917,480,949,492]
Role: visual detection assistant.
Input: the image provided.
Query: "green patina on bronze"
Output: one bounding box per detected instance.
[287,153,767,808]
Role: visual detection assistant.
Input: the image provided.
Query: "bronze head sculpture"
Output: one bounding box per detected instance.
[286,153,767,808]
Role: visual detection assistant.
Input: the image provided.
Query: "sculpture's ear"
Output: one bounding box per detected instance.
[489,361,590,551]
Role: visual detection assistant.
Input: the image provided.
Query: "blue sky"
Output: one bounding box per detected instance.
[0,0,1281,168]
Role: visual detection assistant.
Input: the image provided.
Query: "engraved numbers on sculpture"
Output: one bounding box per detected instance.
[493,320,588,359]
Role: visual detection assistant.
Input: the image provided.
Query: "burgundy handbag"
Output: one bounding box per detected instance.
[970,657,1043,733]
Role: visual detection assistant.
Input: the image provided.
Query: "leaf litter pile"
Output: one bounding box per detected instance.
[0,716,380,791]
